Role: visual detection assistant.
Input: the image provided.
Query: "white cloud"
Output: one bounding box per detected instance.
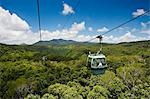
[132,9,145,17]
[0,7,30,31]
[88,27,93,32]
[97,27,109,32]
[75,35,96,42]
[118,32,136,42]
[70,22,85,32]
[140,30,150,35]
[140,21,150,38]
[131,28,137,32]
[141,21,150,28]
[141,22,147,28]
[62,3,74,15]
[102,24,150,43]
[41,22,86,41]
[0,7,34,44]
[103,31,148,43]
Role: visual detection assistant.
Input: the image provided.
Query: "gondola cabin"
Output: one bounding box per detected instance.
[87,52,107,74]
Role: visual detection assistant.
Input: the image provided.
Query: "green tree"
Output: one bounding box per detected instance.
[41,93,56,99]
[87,85,109,99]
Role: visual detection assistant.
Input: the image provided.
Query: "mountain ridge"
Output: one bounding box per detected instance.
[34,39,150,46]
[0,39,149,46]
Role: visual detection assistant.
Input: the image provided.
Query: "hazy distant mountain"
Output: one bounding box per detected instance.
[34,39,150,46]
[118,40,150,47]
[0,39,149,46]
[34,39,80,46]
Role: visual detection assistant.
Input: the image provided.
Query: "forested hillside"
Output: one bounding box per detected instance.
[0,40,150,99]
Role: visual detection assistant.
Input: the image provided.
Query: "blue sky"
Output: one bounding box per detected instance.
[0,0,149,44]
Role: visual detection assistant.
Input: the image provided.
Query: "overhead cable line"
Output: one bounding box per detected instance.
[86,10,150,42]
[37,0,42,41]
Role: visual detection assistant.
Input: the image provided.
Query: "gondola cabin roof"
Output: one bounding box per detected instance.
[88,54,106,59]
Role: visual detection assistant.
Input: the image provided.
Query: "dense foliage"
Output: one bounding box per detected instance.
[0,40,150,99]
